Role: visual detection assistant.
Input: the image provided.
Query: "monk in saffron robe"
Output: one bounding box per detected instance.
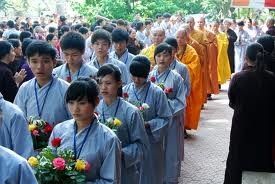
[212,21,231,84]
[186,17,209,102]
[197,17,219,96]
[176,29,202,130]
[140,28,165,68]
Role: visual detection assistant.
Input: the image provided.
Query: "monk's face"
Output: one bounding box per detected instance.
[197,18,205,29]
[212,23,219,33]
[176,31,187,47]
[152,30,165,45]
[186,18,195,30]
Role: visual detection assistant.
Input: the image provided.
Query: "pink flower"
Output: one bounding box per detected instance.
[66,76,71,83]
[32,130,39,136]
[164,88,173,94]
[85,161,91,172]
[150,76,156,83]
[139,106,145,111]
[52,158,66,171]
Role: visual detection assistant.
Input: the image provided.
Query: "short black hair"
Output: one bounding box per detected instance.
[46,33,56,42]
[60,31,85,53]
[26,40,56,60]
[65,77,99,107]
[163,13,171,18]
[0,41,13,60]
[91,29,111,45]
[19,31,32,43]
[112,29,129,43]
[130,55,151,78]
[8,39,21,48]
[8,33,19,39]
[48,27,56,34]
[257,35,275,53]
[154,43,173,59]
[117,19,126,26]
[135,21,144,31]
[96,64,122,97]
[155,13,162,19]
[22,38,34,56]
[74,24,83,31]
[164,37,178,49]
[145,19,152,26]
[7,20,15,28]
[79,27,89,35]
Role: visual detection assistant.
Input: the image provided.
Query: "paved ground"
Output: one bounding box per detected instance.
[179,83,233,184]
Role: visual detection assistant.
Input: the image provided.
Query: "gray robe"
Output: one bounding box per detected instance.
[0,93,34,159]
[149,68,186,183]
[97,97,149,184]
[88,56,130,85]
[123,81,172,184]
[234,30,250,73]
[0,146,37,184]
[14,76,71,125]
[49,118,121,184]
[110,49,135,71]
[53,63,98,81]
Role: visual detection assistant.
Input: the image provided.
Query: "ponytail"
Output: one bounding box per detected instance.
[255,50,265,72]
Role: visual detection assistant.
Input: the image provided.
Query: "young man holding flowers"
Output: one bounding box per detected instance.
[123,55,172,184]
[149,43,187,184]
[14,41,71,125]
[48,77,121,183]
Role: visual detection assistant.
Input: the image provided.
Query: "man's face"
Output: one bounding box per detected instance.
[152,30,165,45]
[186,18,195,30]
[113,41,127,56]
[92,39,110,58]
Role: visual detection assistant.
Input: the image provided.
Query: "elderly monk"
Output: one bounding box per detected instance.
[176,29,203,130]
[186,16,209,102]
[140,27,165,68]
[197,16,219,97]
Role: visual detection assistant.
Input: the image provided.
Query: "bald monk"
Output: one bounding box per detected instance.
[180,24,205,105]
[176,29,203,130]
[197,16,219,97]
[186,16,209,102]
[140,27,165,68]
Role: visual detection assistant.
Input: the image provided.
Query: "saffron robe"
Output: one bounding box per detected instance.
[140,44,156,67]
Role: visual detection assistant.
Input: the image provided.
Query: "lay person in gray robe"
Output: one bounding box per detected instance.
[14,41,71,125]
[53,31,98,83]
[96,64,149,184]
[88,29,130,85]
[149,43,186,184]
[49,77,121,183]
[0,146,37,184]
[0,92,34,158]
[123,56,172,184]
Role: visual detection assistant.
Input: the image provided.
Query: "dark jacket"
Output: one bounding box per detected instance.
[224,68,275,184]
[0,61,18,102]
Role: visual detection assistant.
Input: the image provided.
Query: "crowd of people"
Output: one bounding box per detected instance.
[0,12,275,184]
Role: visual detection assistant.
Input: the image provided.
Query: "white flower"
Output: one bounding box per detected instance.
[106,117,114,123]
[142,103,150,109]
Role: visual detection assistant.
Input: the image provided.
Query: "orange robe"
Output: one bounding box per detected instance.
[189,29,209,102]
[176,44,202,130]
[201,29,219,94]
[140,44,156,67]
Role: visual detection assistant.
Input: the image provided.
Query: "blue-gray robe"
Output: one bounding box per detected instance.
[149,68,186,183]
[109,49,135,71]
[53,62,98,81]
[88,55,130,85]
[234,30,250,73]
[14,76,71,125]
[123,81,172,184]
[96,97,149,184]
[0,94,34,159]
[0,146,38,184]
[49,118,121,184]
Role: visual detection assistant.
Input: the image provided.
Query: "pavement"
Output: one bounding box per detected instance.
[179,83,233,184]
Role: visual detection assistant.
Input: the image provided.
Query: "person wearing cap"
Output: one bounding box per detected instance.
[123,55,172,184]
[234,20,251,73]
[149,43,186,184]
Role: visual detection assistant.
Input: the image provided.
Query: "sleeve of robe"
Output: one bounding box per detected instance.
[227,29,237,43]
[182,65,191,97]
[147,89,172,142]
[122,110,149,169]
[17,159,38,184]
[90,137,121,184]
[228,74,239,109]
[2,69,18,102]
[168,75,186,116]
[8,107,34,158]
[14,83,28,116]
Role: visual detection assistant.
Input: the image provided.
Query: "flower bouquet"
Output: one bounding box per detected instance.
[150,76,173,96]
[28,138,90,184]
[100,117,122,133]
[28,116,53,150]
